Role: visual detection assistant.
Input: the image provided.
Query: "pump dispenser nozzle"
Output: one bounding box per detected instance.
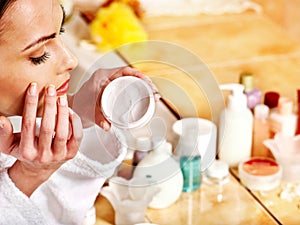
[220,84,247,110]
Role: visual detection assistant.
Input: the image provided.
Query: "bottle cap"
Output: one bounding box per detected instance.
[254,104,269,120]
[264,91,280,109]
[205,160,229,180]
[136,136,152,151]
[101,76,155,129]
[240,72,254,92]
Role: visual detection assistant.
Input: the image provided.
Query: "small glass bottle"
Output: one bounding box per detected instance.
[240,72,262,110]
[177,134,201,192]
[203,160,229,202]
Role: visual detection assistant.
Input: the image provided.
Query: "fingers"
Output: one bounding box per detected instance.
[52,95,69,158]
[38,85,57,162]
[108,67,144,81]
[110,67,161,100]
[66,109,83,159]
[20,83,39,160]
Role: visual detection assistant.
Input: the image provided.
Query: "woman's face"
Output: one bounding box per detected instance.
[0,0,78,116]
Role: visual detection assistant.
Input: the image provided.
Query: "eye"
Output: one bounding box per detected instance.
[30,52,50,65]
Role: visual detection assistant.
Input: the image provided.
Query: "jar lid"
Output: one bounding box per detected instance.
[205,160,229,180]
[101,76,155,129]
[238,157,282,191]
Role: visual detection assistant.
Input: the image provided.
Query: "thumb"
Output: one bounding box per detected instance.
[0,116,15,155]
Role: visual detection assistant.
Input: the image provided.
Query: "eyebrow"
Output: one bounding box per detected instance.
[22,5,66,52]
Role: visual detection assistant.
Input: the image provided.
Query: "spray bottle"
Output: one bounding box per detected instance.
[218,84,253,167]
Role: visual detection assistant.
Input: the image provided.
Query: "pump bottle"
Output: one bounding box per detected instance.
[218,84,253,167]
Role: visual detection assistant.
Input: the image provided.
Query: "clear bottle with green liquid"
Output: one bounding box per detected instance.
[177,133,202,192]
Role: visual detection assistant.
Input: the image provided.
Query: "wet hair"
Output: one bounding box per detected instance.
[0,0,16,19]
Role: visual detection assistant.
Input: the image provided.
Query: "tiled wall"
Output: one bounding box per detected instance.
[253,0,300,42]
[138,4,300,119]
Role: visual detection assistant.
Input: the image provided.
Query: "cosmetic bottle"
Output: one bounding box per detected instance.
[218,84,253,167]
[295,89,300,135]
[240,72,262,110]
[203,160,229,202]
[252,104,272,158]
[176,132,202,192]
[269,97,297,137]
[133,138,183,208]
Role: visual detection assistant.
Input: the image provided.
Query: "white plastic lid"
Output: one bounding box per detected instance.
[101,76,155,129]
[155,141,172,155]
[254,104,269,120]
[136,136,152,151]
[206,160,229,180]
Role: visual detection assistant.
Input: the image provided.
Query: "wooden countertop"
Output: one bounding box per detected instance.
[94,173,278,225]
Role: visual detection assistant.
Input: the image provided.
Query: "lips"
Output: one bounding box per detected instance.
[56,79,70,95]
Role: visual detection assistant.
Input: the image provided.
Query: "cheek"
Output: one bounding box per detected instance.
[0,66,54,116]
[0,79,27,116]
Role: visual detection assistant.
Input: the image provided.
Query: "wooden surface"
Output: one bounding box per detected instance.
[231,167,300,225]
[95,173,278,225]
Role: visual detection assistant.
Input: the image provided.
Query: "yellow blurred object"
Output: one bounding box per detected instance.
[89,2,148,52]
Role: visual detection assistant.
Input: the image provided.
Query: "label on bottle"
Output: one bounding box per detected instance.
[180,155,201,192]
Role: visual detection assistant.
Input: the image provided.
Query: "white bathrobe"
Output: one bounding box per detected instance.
[0,125,126,225]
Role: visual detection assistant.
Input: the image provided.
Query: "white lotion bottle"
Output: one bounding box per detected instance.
[218,84,253,167]
[133,138,183,209]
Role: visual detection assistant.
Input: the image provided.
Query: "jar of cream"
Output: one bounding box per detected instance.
[238,157,282,192]
[101,76,155,130]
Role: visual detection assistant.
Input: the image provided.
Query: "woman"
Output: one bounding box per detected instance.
[0,0,156,224]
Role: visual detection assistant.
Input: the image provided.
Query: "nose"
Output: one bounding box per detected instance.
[57,39,78,73]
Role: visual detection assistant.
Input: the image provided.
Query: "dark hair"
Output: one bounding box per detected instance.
[0,0,16,19]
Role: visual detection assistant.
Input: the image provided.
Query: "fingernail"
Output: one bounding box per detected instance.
[47,85,56,96]
[59,95,68,106]
[29,82,37,95]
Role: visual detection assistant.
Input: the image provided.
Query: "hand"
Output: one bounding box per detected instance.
[0,83,83,196]
[70,66,160,130]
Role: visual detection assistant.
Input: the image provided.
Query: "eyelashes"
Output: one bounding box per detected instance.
[30,52,50,65]
[29,26,65,65]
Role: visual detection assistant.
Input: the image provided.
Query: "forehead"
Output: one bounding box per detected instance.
[0,0,61,45]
